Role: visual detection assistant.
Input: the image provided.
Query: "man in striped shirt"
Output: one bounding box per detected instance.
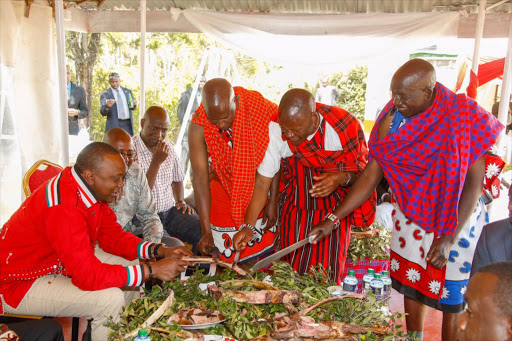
[0,142,191,340]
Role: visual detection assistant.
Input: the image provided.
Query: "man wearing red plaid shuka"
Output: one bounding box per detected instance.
[237,89,376,284]
[189,78,280,263]
[317,59,504,341]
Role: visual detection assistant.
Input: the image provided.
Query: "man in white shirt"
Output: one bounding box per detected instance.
[235,89,375,284]
[100,72,137,136]
[315,77,340,106]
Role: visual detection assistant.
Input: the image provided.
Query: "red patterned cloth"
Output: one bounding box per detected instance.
[483,152,506,199]
[287,103,376,228]
[280,104,376,284]
[342,258,390,294]
[192,87,278,226]
[369,83,504,236]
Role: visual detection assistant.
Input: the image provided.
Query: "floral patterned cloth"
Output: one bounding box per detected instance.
[109,163,163,243]
[390,198,487,313]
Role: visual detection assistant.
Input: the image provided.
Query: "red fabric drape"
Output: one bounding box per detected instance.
[465,58,505,99]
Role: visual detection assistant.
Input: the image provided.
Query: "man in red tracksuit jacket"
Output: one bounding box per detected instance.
[0,142,192,340]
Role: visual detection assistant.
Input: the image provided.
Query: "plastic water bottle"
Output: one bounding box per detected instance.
[342,270,358,294]
[134,329,151,341]
[381,270,392,296]
[362,268,375,294]
[370,273,384,299]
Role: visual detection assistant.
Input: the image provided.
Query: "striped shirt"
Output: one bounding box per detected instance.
[132,135,184,213]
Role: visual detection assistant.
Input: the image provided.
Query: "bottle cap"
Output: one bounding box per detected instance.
[367,268,375,274]
[138,329,148,336]
[348,270,355,276]
[374,274,381,279]
[382,270,389,276]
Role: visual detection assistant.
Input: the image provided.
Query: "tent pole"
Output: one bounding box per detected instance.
[55,0,69,166]
[175,47,210,149]
[470,0,487,75]
[496,14,512,158]
[139,0,146,129]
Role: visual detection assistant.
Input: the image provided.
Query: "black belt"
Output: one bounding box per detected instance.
[118,119,131,122]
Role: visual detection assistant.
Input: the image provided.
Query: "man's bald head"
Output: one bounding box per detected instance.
[140,106,169,149]
[278,89,319,146]
[390,59,437,118]
[104,128,135,167]
[74,142,126,203]
[202,78,236,131]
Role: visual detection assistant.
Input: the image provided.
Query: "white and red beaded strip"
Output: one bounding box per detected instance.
[137,241,154,259]
[125,265,144,287]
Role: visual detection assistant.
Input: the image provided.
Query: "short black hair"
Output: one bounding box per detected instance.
[109,72,119,78]
[75,142,121,174]
[477,261,512,318]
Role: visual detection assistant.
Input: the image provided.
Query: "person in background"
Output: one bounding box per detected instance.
[133,106,202,253]
[100,72,137,136]
[177,75,207,174]
[315,77,340,106]
[308,59,503,341]
[66,65,88,135]
[375,177,393,231]
[189,78,280,263]
[0,142,192,340]
[238,88,375,284]
[456,261,512,341]
[104,128,164,244]
[471,185,512,276]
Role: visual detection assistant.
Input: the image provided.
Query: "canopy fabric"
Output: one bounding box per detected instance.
[0,1,62,224]
[181,10,460,67]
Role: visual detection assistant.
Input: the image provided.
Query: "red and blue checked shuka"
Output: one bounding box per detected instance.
[280,104,376,284]
[192,87,279,262]
[369,82,504,312]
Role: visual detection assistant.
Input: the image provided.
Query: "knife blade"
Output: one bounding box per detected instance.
[252,234,317,271]
[232,250,241,267]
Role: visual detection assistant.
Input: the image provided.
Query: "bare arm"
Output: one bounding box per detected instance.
[426,156,485,269]
[308,159,384,243]
[189,122,214,255]
[245,172,274,226]
[262,171,281,229]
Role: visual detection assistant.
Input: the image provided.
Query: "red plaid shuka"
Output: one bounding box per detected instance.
[192,87,278,227]
[286,103,377,228]
[369,83,504,236]
[280,104,376,284]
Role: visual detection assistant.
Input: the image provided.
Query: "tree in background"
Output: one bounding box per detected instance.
[66,31,368,141]
[65,32,102,128]
[335,66,368,122]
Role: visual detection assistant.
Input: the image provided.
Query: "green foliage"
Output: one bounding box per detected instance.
[347,222,391,263]
[336,65,368,122]
[106,262,405,340]
[66,32,368,142]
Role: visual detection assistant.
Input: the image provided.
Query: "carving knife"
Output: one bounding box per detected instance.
[252,234,317,271]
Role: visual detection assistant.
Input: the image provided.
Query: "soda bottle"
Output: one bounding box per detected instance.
[128,93,134,109]
[381,270,392,296]
[370,273,384,298]
[362,268,375,294]
[342,270,358,294]
[134,329,151,341]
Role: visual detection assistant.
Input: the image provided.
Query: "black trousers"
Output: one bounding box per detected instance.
[9,319,64,341]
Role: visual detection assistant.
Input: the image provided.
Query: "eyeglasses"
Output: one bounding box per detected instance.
[119,151,135,160]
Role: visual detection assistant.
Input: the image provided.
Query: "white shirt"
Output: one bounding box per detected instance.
[257,118,343,178]
[112,87,130,119]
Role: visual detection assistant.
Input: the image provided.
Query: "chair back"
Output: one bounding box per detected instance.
[23,160,63,197]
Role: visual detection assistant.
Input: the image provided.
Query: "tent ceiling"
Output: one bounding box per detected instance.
[66,0,512,13]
